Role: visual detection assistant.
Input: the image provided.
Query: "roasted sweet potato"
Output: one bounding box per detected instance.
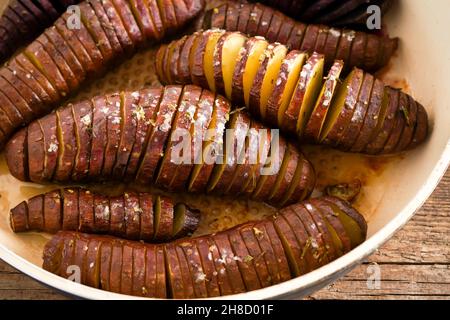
[0,0,205,149]
[7,86,315,207]
[43,197,367,298]
[10,187,200,242]
[197,1,398,72]
[0,0,80,63]
[156,31,428,155]
[251,0,394,30]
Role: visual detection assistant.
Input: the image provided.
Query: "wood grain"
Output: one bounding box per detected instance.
[0,168,449,300]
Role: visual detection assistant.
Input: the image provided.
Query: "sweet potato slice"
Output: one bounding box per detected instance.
[124,192,141,240]
[88,96,108,179]
[350,79,387,152]
[9,201,28,232]
[27,121,45,183]
[155,196,174,242]
[194,237,221,297]
[178,241,207,298]
[120,243,134,295]
[155,86,201,188]
[80,1,115,63]
[131,244,147,296]
[13,53,59,103]
[395,94,418,152]
[85,238,102,288]
[78,189,95,233]
[24,38,70,96]
[36,34,79,91]
[109,239,123,293]
[129,0,158,41]
[113,0,145,46]
[0,90,23,132]
[112,92,139,179]
[94,193,111,233]
[266,51,307,127]
[125,88,161,180]
[240,224,272,288]
[99,240,113,291]
[44,190,62,233]
[5,128,28,181]
[27,195,45,231]
[382,91,409,154]
[175,244,199,299]
[364,87,399,154]
[172,204,200,238]
[207,110,248,193]
[213,232,247,294]
[136,86,182,184]
[177,33,199,84]
[251,221,281,285]
[139,193,154,241]
[303,60,344,142]
[320,68,364,145]
[71,101,93,181]
[110,195,126,237]
[101,93,122,178]
[337,72,374,150]
[265,219,293,281]
[407,102,428,150]
[0,74,35,123]
[142,245,157,297]
[90,0,124,56]
[62,188,80,231]
[54,106,78,182]
[283,53,324,136]
[188,95,230,193]
[164,243,185,298]
[250,43,288,119]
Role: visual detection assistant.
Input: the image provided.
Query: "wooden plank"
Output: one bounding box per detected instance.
[0,169,449,300]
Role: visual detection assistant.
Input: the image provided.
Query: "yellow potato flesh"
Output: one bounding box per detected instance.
[267,144,292,200]
[243,40,269,107]
[204,31,223,92]
[260,45,288,119]
[296,58,325,136]
[319,70,355,142]
[221,34,247,100]
[277,53,307,126]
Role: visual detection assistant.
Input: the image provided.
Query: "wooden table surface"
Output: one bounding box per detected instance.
[1,169,449,300]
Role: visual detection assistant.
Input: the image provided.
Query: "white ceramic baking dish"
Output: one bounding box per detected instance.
[0,0,449,299]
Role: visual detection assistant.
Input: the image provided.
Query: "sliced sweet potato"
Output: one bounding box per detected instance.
[110,195,126,237]
[164,243,185,298]
[303,60,344,142]
[336,72,374,150]
[266,51,307,127]
[27,121,45,183]
[5,127,28,182]
[240,223,272,288]
[9,201,28,232]
[264,219,292,281]
[395,94,418,152]
[112,92,139,179]
[283,53,325,136]
[99,240,112,291]
[143,245,157,297]
[124,192,141,240]
[62,188,80,231]
[54,106,78,182]
[120,243,134,295]
[213,232,247,294]
[131,244,147,296]
[136,86,182,184]
[138,193,154,241]
[175,244,200,299]
[44,190,62,233]
[154,196,174,242]
[85,238,102,288]
[250,43,288,119]
[109,239,124,293]
[124,88,161,181]
[88,96,108,179]
[194,237,221,297]
[320,68,364,145]
[188,95,230,192]
[129,0,158,41]
[71,100,93,181]
[78,189,95,233]
[177,242,206,298]
[27,195,45,231]
[382,91,409,154]
[155,86,201,188]
[94,193,111,233]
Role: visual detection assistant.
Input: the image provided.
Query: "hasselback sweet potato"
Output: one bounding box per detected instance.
[155,31,428,155]
[0,0,80,63]
[10,187,200,242]
[196,1,398,72]
[249,0,395,29]
[42,196,367,298]
[6,85,315,207]
[0,0,205,150]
